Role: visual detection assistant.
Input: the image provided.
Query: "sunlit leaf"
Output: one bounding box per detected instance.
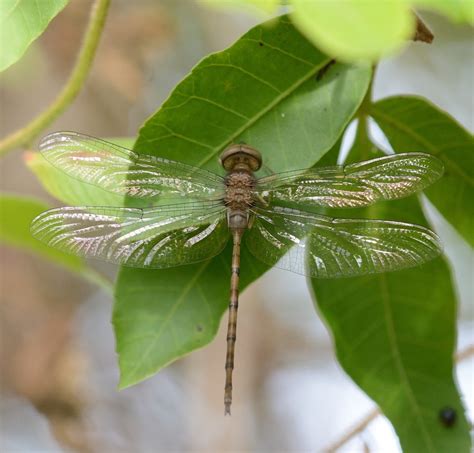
[0,0,69,72]
[0,193,113,292]
[413,0,474,24]
[0,193,82,271]
[291,0,415,61]
[199,0,279,15]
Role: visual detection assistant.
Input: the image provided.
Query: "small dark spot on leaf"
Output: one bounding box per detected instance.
[196,324,203,332]
[439,407,456,427]
[259,41,264,47]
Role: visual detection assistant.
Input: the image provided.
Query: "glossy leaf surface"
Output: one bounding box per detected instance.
[134,15,371,174]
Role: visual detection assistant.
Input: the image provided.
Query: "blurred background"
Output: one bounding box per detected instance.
[0,0,472,451]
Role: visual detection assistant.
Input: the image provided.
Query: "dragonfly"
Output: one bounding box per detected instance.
[31,132,443,415]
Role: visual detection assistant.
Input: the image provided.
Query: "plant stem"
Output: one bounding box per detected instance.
[324,344,474,452]
[351,65,376,161]
[357,65,376,117]
[0,0,110,156]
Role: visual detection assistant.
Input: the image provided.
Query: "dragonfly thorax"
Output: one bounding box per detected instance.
[224,172,255,205]
[224,172,256,232]
[223,147,259,231]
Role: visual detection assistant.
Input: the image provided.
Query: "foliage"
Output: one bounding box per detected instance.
[0,193,82,271]
[1,1,472,451]
[0,0,69,72]
[201,0,279,15]
[370,96,474,247]
[201,0,473,61]
[0,193,112,292]
[312,125,471,452]
[120,16,370,387]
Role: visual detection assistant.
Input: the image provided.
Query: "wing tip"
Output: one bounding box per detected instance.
[38,131,107,154]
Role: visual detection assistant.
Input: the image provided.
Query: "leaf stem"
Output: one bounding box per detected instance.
[353,65,376,161]
[0,0,111,156]
[323,344,474,452]
[357,65,376,117]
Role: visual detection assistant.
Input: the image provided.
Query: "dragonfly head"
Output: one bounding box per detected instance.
[220,144,262,172]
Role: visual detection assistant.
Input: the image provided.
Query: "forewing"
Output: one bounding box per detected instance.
[247,207,441,278]
[39,132,225,199]
[255,153,443,208]
[31,202,229,268]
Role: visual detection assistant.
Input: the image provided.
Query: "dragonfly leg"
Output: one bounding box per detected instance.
[224,230,242,415]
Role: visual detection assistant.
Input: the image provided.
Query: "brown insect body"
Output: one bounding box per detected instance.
[220,144,262,415]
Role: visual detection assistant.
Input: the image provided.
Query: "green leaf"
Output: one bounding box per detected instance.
[413,0,474,24]
[134,15,371,174]
[0,193,82,271]
[25,151,124,206]
[311,134,471,451]
[199,0,279,15]
[0,193,113,292]
[313,251,470,451]
[114,241,268,388]
[370,96,474,247]
[291,0,414,62]
[0,0,69,72]
[116,16,370,387]
[25,138,139,207]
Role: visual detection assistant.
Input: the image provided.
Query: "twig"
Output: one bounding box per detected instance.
[324,344,474,452]
[324,407,379,453]
[0,0,110,156]
[456,344,474,362]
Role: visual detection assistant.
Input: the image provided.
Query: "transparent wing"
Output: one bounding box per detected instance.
[39,132,225,199]
[255,153,443,208]
[247,206,441,278]
[31,202,229,268]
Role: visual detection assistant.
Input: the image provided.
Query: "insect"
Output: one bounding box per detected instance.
[31,132,443,415]
[439,406,457,427]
